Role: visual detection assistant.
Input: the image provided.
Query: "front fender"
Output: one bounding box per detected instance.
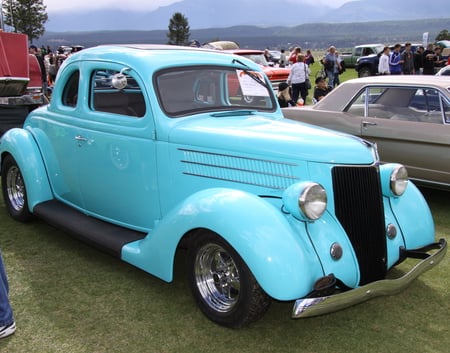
[389,181,435,250]
[0,128,53,211]
[122,188,323,300]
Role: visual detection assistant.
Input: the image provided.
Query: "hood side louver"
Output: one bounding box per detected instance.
[179,149,299,189]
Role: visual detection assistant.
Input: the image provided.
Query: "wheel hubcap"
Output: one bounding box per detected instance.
[6,166,26,212]
[195,243,240,313]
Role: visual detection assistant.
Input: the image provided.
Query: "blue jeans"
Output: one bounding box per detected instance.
[326,70,335,88]
[0,251,13,327]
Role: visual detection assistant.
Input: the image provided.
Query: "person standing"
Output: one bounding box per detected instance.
[29,45,48,95]
[414,46,424,74]
[333,51,343,87]
[287,54,310,104]
[389,44,403,75]
[433,47,446,71]
[0,251,15,339]
[401,43,415,74]
[422,44,435,75]
[378,46,391,75]
[323,46,338,88]
[279,49,287,67]
[288,47,301,65]
[305,49,315,66]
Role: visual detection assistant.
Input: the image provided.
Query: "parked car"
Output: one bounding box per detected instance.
[355,43,422,77]
[341,44,384,68]
[436,65,450,76]
[1,45,446,328]
[283,75,450,189]
[224,49,290,91]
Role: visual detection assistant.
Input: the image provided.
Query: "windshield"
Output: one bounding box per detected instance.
[155,66,275,117]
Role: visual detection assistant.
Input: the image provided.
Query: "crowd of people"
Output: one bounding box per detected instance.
[28,44,83,96]
[276,45,345,107]
[277,42,450,108]
[378,42,448,75]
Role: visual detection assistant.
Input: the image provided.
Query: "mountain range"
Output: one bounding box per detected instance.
[45,0,450,32]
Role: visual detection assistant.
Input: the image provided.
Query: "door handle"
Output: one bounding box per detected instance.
[75,135,88,142]
[362,121,377,127]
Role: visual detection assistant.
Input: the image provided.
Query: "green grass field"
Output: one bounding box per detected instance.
[0,187,448,353]
[0,68,448,353]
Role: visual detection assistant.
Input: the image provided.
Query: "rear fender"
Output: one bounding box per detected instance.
[122,188,323,300]
[0,128,53,211]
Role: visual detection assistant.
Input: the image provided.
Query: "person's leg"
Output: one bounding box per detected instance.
[291,83,300,103]
[0,251,15,338]
[327,70,335,88]
[300,83,308,103]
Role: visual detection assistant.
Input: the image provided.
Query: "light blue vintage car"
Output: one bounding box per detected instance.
[0,45,446,328]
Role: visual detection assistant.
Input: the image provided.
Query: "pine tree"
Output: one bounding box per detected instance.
[2,0,48,43]
[435,29,450,41]
[167,12,190,46]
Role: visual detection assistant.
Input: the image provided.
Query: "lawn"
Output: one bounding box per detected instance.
[0,185,448,353]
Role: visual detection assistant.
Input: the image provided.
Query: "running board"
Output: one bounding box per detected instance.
[33,200,146,258]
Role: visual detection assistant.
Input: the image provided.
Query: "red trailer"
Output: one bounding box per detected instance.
[0,31,47,135]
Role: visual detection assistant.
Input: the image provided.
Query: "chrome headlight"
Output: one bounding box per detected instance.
[283,182,327,221]
[390,165,409,196]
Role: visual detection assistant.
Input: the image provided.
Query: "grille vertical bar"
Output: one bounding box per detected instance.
[332,166,387,285]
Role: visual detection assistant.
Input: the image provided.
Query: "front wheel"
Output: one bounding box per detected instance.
[187,231,271,328]
[1,155,33,222]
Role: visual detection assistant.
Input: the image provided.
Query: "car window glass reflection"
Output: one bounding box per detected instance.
[90,69,146,117]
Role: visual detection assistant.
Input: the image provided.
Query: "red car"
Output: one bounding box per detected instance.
[225,49,290,91]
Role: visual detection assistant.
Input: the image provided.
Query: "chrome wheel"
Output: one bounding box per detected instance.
[6,165,26,212]
[1,155,32,222]
[194,243,240,313]
[187,231,271,327]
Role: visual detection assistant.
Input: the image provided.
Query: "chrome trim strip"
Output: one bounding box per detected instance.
[292,238,447,318]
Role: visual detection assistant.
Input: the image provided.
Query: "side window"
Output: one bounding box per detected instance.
[354,47,362,56]
[409,88,445,124]
[347,87,389,117]
[348,86,447,123]
[90,69,146,117]
[62,70,80,107]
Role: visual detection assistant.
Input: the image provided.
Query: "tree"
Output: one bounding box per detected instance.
[167,12,190,46]
[435,29,450,41]
[1,0,48,43]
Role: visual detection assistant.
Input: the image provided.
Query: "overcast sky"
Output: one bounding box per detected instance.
[44,0,349,13]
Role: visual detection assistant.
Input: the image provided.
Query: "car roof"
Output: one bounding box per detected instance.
[60,44,262,74]
[345,75,450,89]
[224,49,264,55]
[314,75,450,111]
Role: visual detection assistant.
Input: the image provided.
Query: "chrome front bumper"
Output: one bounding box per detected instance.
[292,238,447,318]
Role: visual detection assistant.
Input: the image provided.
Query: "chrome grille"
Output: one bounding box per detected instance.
[332,166,387,285]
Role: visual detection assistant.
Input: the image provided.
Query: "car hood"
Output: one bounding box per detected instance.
[262,66,290,80]
[169,114,376,165]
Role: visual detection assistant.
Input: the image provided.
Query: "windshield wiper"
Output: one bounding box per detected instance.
[232,58,270,90]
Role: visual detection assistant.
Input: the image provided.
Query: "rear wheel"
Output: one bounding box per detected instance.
[1,155,32,222]
[187,230,271,328]
[358,67,372,78]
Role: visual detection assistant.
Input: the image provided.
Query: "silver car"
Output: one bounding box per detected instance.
[283,75,450,189]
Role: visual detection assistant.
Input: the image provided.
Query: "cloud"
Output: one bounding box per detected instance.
[43,0,348,13]
[44,0,182,13]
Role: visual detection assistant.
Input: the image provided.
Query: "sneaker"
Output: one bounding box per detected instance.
[0,321,16,339]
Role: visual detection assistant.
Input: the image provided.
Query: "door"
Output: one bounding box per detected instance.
[357,86,450,186]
